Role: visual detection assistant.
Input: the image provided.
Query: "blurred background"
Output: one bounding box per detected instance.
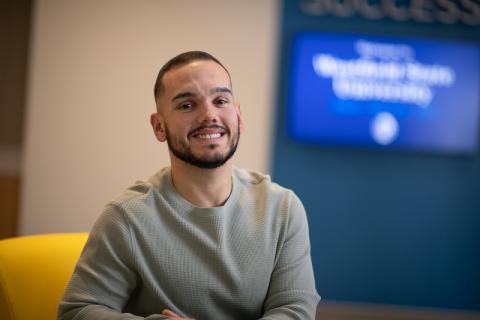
[1,0,479,319]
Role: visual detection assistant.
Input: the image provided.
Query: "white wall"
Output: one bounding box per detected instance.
[20,0,278,234]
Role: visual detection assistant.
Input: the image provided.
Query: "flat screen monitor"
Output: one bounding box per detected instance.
[288,32,480,154]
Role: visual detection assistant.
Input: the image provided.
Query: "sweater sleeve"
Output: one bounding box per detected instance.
[57,203,168,320]
[260,193,320,320]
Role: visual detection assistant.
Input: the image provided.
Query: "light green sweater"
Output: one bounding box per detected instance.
[58,167,319,320]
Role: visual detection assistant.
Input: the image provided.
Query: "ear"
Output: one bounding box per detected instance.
[150,112,167,142]
[235,102,245,134]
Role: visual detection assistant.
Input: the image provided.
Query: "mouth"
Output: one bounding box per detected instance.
[189,125,227,142]
[195,132,222,139]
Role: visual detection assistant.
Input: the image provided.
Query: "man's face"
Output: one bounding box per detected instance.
[152,60,243,169]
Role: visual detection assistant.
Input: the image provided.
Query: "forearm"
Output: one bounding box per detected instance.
[58,304,168,320]
[259,291,319,320]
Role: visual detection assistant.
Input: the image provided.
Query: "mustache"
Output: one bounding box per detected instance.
[188,124,229,137]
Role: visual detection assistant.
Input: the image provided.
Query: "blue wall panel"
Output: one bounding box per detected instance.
[273,0,480,311]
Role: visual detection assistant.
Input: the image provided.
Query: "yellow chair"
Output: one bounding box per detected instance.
[0,233,88,320]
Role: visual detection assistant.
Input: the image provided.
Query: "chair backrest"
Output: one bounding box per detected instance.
[0,233,88,320]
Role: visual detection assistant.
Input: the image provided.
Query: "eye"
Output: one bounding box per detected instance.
[177,102,193,111]
[214,97,229,106]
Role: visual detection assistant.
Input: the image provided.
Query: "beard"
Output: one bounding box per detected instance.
[165,123,240,169]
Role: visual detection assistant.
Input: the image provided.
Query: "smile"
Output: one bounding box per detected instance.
[189,125,227,140]
[197,133,221,139]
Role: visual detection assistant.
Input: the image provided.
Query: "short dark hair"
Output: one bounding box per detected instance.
[153,51,230,102]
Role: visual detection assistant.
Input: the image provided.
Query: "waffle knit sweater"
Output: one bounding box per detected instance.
[58,167,320,320]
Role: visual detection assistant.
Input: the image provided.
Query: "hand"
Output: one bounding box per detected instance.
[161,309,195,320]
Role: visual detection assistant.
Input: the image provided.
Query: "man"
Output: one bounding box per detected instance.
[58,51,320,320]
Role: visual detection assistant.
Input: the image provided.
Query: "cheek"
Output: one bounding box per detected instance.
[170,121,191,138]
[234,111,244,132]
[229,112,242,132]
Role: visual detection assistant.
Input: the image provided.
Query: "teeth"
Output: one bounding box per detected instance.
[197,133,221,139]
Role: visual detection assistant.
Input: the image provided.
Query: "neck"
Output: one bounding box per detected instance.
[170,157,233,208]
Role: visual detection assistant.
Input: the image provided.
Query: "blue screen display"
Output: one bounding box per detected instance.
[288,32,480,154]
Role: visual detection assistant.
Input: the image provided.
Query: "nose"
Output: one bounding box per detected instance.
[197,101,218,124]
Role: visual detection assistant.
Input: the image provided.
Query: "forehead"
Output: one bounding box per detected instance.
[162,60,231,96]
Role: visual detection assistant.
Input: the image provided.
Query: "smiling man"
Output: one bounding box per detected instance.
[58,51,320,320]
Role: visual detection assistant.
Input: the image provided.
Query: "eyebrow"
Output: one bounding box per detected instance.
[171,91,195,102]
[210,87,232,95]
[171,87,233,102]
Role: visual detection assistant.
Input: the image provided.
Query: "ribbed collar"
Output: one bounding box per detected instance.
[150,166,241,217]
